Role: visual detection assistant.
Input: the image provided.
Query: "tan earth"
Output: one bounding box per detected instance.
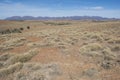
[0,20,120,80]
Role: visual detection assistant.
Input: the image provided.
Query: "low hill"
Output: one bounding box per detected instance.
[5,16,118,21]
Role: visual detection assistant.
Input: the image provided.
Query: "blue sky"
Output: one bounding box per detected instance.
[0,0,120,19]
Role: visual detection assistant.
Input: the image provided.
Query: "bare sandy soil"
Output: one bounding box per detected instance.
[0,20,120,80]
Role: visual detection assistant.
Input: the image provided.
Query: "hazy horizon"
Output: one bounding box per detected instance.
[0,0,120,19]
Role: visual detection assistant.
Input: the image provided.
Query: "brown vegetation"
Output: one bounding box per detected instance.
[0,20,120,80]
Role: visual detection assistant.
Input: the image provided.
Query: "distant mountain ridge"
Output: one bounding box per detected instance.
[5,16,119,20]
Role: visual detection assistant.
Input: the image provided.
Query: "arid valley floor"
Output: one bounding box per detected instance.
[0,20,120,80]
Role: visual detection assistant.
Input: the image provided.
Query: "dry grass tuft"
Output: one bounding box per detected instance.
[0,62,4,68]
[82,32,104,42]
[0,53,13,61]
[101,60,116,69]
[111,45,120,51]
[27,41,53,48]
[80,43,102,52]
[108,38,120,44]
[0,37,26,52]
[102,48,116,60]
[14,71,48,80]
[4,37,26,46]
[82,68,99,77]
[79,43,116,60]
[14,63,61,80]
[0,62,23,77]
[5,48,38,65]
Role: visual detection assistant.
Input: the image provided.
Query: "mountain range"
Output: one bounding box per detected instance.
[5,16,119,21]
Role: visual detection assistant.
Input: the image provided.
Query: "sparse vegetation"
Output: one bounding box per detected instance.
[0,20,120,80]
[0,62,23,77]
[111,45,120,51]
[0,53,13,61]
[79,43,103,57]
[14,63,61,80]
[5,49,38,65]
[11,28,21,33]
[43,21,71,25]
[0,62,4,68]
[101,60,116,69]
[79,43,116,59]
[108,38,120,44]
[0,37,26,52]
[82,32,104,42]
[0,28,22,35]
[82,68,98,77]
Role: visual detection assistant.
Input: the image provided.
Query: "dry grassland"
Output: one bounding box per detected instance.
[0,20,120,80]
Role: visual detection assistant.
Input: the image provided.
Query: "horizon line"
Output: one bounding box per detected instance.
[2,15,120,20]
